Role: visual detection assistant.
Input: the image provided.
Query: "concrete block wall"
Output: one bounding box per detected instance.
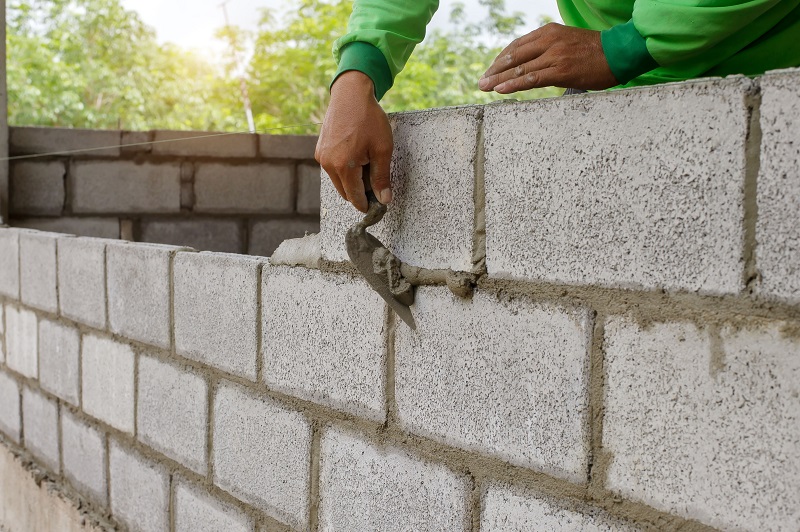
[1,70,800,532]
[8,127,321,256]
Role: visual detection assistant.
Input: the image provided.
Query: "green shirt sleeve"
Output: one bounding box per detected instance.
[331,0,439,101]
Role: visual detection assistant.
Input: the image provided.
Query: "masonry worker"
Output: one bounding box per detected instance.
[315,0,800,212]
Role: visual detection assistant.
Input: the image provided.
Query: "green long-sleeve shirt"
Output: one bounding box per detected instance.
[332,0,800,100]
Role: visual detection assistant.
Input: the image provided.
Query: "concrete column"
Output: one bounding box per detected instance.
[0,0,8,225]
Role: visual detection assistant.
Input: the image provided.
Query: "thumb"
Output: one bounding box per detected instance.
[369,147,393,205]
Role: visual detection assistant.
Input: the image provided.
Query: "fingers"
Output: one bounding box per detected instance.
[494,67,561,94]
[481,23,558,80]
[340,161,369,213]
[479,46,550,92]
[369,145,393,204]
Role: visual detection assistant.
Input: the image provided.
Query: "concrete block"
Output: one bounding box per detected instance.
[263,267,386,420]
[12,217,120,239]
[10,161,66,215]
[484,78,755,294]
[10,126,121,157]
[121,130,152,154]
[0,229,19,298]
[175,480,254,532]
[259,134,317,159]
[137,355,208,474]
[109,441,169,532]
[61,409,107,504]
[81,334,135,433]
[57,237,107,329]
[174,252,262,379]
[194,163,293,214]
[319,428,470,531]
[248,219,319,257]
[70,161,181,214]
[481,483,641,531]
[756,71,800,303]
[320,107,481,270]
[6,306,38,379]
[20,231,59,313]
[603,317,800,530]
[396,287,591,482]
[22,387,59,471]
[140,218,243,254]
[107,242,178,348]
[296,163,321,214]
[0,370,21,442]
[213,382,311,529]
[39,319,80,405]
[152,130,256,157]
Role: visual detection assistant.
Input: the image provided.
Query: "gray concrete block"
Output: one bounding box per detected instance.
[137,355,208,474]
[603,317,800,530]
[20,231,59,313]
[396,287,591,482]
[10,126,121,157]
[248,219,319,257]
[319,428,470,531]
[70,161,181,214]
[39,319,80,405]
[174,252,262,379]
[109,441,169,532]
[756,71,800,303]
[484,78,755,294]
[10,161,66,215]
[263,267,386,420]
[481,483,642,531]
[175,480,254,532]
[152,130,256,158]
[194,163,294,214]
[57,237,107,329]
[320,107,481,270]
[0,229,19,298]
[213,382,311,529]
[0,370,21,442]
[121,130,152,154]
[22,387,59,471]
[6,306,38,379]
[12,217,120,239]
[81,334,135,434]
[107,242,179,349]
[140,218,243,254]
[258,134,317,159]
[61,409,107,504]
[296,163,321,214]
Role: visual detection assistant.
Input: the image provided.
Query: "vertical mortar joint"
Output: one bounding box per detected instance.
[742,85,763,294]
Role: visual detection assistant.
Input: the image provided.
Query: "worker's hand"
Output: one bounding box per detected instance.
[478,23,618,93]
[316,70,394,213]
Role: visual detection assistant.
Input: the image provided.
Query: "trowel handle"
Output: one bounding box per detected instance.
[362,164,382,207]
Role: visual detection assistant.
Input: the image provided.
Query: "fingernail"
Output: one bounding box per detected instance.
[378,188,392,204]
[479,78,491,90]
[495,82,507,92]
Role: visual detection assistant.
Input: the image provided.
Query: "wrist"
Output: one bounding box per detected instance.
[331,70,376,100]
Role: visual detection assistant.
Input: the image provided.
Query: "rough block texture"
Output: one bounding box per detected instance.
[756,71,800,303]
[484,78,754,294]
[57,237,107,329]
[107,242,177,348]
[10,126,121,157]
[61,409,107,504]
[152,130,256,158]
[22,387,60,471]
[12,217,120,239]
[137,355,208,474]
[603,317,800,530]
[296,163,321,214]
[175,480,254,532]
[10,161,65,215]
[109,441,169,532]
[0,370,21,442]
[396,287,591,482]
[39,319,80,405]
[321,107,481,270]
[174,252,262,379]
[140,218,243,254]
[194,163,293,214]
[263,267,386,420]
[258,134,317,159]
[320,428,470,531]
[213,382,311,529]
[81,335,135,434]
[248,219,319,257]
[6,306,38,379]
[0,229,20,298]
[19,231,59,313]
[71,161,181,214]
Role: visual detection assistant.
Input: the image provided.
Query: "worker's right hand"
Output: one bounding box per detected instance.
[315,70,394,213]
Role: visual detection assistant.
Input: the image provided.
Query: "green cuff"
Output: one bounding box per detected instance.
[600,21,659,85]
[331,42,393,101]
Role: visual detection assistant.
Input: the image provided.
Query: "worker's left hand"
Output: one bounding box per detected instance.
[479,23,618,93]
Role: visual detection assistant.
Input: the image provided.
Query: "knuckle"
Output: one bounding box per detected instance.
[524,72,540,86]
[514,65,525,77]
